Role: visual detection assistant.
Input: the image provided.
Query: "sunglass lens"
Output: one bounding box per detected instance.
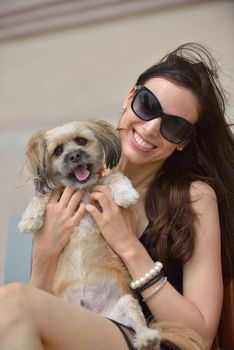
[132,88,161,121]
[161,116,193,144]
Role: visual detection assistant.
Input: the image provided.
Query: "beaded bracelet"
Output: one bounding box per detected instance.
[138,271,165,293]
[142,276,168,303]
[130,261,163,290]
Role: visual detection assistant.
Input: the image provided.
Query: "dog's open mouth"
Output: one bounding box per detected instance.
[71,164,92,183]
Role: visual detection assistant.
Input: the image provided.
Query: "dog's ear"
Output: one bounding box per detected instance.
[25,130,54,194]
[85,120,121,169]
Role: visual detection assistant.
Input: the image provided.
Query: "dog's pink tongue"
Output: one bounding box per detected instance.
[74,165,90,181]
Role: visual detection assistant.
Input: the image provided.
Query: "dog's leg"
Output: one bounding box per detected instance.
[102,172,140,208]
[18,194,50,233]
[109,294,161,350]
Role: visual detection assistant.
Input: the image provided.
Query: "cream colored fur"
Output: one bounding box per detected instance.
[19,120,161,350]
[150,322,205,350]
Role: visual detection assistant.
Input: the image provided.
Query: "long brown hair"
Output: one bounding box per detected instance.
[136,43,234,284]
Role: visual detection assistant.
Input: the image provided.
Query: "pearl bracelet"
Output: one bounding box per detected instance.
[130,261,163,290]
[138,271,165,293]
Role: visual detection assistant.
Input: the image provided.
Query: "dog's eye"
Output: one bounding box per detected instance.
[75,137,87,146]
[53,145,64,156]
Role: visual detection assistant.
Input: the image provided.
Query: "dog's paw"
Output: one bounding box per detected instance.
[134,328,161,350]
[18,216,44,233]
[104,172,140,208]
[18,195,49,233]
[115,185,140,208]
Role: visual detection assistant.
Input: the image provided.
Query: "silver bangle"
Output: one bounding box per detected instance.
[142,276,168,303]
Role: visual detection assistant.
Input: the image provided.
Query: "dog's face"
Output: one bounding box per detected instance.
[25,120,121,193]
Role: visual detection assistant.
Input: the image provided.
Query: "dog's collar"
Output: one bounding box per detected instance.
[98,169,105,178]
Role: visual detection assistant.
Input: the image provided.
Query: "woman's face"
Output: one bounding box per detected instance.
[119,77,199,166]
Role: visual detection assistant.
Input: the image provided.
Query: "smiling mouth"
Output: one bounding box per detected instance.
[133,130,155,151]
[69,164,92,183]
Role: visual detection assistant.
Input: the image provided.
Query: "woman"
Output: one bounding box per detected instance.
[0,43,233,350]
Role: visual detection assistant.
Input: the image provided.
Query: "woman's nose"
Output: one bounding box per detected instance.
[141,117,162,136]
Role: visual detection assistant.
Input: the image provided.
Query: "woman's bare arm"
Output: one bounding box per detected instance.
[119,181,223,349]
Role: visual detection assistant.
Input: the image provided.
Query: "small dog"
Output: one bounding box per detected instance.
[19,120,161,349]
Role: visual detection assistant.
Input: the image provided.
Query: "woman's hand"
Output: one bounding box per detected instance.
[30,187,85,292]
[85,185,139,258]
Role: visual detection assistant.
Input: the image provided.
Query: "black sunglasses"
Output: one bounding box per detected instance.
[131,86,195,144]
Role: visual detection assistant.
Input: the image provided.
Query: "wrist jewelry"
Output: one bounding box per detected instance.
[130,261,163,290]
[138,271,165,293]
[142,276,168,303]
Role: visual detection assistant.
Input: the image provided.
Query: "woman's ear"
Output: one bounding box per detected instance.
[122,86,137,109]
[176,139,190,151]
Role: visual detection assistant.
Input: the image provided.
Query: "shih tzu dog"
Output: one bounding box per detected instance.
[18,120,161,350]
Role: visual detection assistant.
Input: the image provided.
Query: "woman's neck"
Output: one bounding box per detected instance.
[117,156,164,191]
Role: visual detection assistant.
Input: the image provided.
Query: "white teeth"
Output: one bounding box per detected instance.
[134,132,154,150]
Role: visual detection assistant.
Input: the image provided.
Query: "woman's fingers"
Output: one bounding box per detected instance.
[85,204,102,225]
[58,186,77,208]
[73,202,86,224]
[49,188,63,203]
[92,185,112,200]
[67,190,85,214]
[88,191,111,213]
[86,185,123,233]
[89,185,117,211]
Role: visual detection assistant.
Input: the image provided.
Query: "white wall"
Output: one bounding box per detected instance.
[0,0,233,284]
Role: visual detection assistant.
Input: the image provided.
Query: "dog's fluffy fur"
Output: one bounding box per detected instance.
[19,120,162,349]
[19,120,205,350]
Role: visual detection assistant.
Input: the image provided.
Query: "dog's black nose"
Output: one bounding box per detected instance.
[69,150,81,163]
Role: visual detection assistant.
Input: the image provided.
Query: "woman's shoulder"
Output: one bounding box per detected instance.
[189,180,217,203]
[189,181,219,225]
[189,181,220,240]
